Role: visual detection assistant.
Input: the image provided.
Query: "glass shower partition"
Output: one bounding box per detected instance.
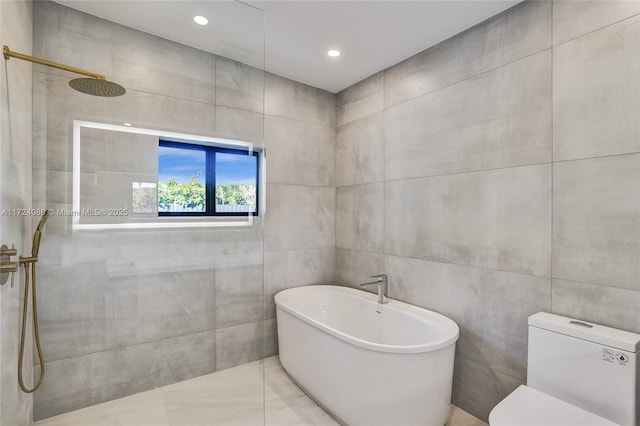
[31,0,267,422]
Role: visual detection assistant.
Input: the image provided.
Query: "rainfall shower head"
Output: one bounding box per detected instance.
[69,77,126,97]
[3,45,126,97]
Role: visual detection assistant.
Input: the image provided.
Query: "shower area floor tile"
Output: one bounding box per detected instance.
[33,356,486,426]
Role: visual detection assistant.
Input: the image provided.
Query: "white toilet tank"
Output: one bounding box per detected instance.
[527,313,640,426]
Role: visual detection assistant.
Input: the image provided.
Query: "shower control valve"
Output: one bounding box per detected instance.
[0,244,18,287]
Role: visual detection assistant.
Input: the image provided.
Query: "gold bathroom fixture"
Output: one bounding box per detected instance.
[17,211,50,393]
[3,45,126,97]
[0,244,18,287]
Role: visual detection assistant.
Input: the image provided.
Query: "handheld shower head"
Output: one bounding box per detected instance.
[31,211,50,257]
[36,210,50,232]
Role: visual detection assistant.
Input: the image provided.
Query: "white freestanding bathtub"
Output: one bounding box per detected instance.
[275,285,459,426]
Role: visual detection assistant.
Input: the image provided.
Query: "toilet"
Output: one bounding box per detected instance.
[489,312,639,426]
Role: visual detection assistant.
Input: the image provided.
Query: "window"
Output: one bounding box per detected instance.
[158,140,259,216]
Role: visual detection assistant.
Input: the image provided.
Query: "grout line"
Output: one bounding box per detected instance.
[550,1,555,314]
[374,149,640,186]
[550,276,640,293]
[266,182,335,189]
[340,248,551,281]
[34,70,217,107]
[381,47,552,113]
[553,150,640,164]
[376,9,640,117]
[264,247,334,254]
[40,328,218,366]
[381,71,387,273]
[261,31,268,421]
[263,112,334,130]
[456,353,525,385]
[552,8,640,49]
[334,98,338,272]
[383,161,553,185]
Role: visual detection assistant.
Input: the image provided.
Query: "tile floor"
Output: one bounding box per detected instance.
[34,356,487,426]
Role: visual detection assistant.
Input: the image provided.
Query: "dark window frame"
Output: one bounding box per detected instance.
[158,140,260,217]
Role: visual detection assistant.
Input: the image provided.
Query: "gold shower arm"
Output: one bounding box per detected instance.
[3,45,106,80]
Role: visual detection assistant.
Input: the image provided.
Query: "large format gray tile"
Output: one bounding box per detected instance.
[215,106,263,145]
[36,262,109,362]
[383,1,551,108]
[336,183,384,253]
[552,279,640,334]
[385,165,552,276]
[336,72,383,126]
[110,270,216,346]
[335,112,384,187]
[263,318,279,358]
[452,356,523,423]
[553,0,640,45]
[1,135,33,426]
[37,264,216,362]
[33,331,216,421]
[215,264,263,329]
[213,225,264,269]
[109,88,216,136]
[264,184,335,252]
[33,1,114,80]
[110,23,215,104]
[264,248,335,319]
[51,228,215,271]
[554,16,640,161]
[32,170,71,205]
[265,73,335,126]
[40,70,216,137]
[553,154,640,290]
[264,116,334,186]
[2,28,32,166]
[216,56,264,114]
[335,248,385,292]
[215,322,265,371]
[32,69,48,171]
[385,51,551,181]
[33,72,118,171]
[387,255,550,381]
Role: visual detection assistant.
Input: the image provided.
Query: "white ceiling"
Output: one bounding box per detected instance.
[54,0,522,93]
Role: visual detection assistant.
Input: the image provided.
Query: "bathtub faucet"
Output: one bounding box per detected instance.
[360,274,388,304]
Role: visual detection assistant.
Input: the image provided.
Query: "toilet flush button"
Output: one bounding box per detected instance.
[615,353,628,364]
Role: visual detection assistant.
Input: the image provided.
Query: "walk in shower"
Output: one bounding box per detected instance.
[30,0,268,421]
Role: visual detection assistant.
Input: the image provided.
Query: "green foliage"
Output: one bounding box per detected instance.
[157,176,255,212]
[158,176,205,210]
[132,183,157,213]
[215,184,256,206]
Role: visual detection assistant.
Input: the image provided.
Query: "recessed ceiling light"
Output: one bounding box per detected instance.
[123,122,132,126]
[194,16,208,26]
[327,50,341,57]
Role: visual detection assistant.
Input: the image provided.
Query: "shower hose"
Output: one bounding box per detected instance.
[17,261,45,393]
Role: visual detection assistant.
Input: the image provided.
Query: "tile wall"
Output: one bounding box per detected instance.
[0,1,33,425]
[27,0,640,423]
[335,1,640,420]
[31,0,335,420]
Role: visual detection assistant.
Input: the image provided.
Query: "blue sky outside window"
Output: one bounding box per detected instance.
[158,140,258,216]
